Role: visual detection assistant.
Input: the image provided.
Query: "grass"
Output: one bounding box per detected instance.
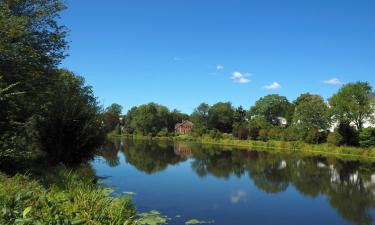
[0,166,136,225]
[113,133,375,162]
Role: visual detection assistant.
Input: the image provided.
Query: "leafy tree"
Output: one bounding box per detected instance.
[359,128,375,148]
[191,103,210,134]
[36,70,105,164]
[128,103,169,136]
[329,82,374,130]
[207,102,234,133]
[292,93,330,142]
[250,94,293,126]
[0,0,69,158]
[232,106,249,139]
[103,103,123,133]
[105,103,123,115]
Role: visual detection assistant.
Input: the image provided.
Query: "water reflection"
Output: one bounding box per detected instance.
[98,139,375,225]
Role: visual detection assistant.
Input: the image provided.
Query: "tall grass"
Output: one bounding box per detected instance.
[0,167,136,225]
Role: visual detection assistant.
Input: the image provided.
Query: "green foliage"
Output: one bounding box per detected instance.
[0,169,135,225]
[106,103,123,115]
[136,210,170,225]
[125,103,170,136]
[336,123,359,146]
[250,94,293,126]
[0,0,104,164]
[329,82,374,130]
[327,132,344,146]
[292,93,330,140]
[36,70,105,165]
[207,102,234,133]
[191,103,210,135]
[102,103,123,133]
[359,128,375,148]
[258,129,269,141]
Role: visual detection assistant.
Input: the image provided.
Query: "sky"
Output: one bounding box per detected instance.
[60,0,375,114]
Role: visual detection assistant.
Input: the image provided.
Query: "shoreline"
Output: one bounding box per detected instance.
[109,134,375,162]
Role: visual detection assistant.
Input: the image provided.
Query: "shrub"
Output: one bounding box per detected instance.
[327,131,344,146]
[0,169,135,225]
[208,129,222,140]
[267,128,282,140]
[281,127,299,141]
[359,128,375,148]
[249,128,260,140]
[258,129,269,141]
[337,123,359,146]
[304,129,321,144]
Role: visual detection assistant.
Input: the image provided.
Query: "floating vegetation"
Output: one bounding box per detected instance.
[136,210,171,225]
[185,219,215,224]
[175,215,181,218]
[124,191,137,196]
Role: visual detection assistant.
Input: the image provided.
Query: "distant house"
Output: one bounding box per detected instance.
[276,117,288,127]
[175,121,194,134]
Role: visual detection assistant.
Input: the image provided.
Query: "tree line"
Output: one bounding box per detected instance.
[114,82,375,147]
[0,0,106,165]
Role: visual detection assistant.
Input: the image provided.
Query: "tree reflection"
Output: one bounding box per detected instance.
[122,139,186,174]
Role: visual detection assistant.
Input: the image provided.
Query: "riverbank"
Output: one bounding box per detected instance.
[111,133,375,162]
[0,165,136,224]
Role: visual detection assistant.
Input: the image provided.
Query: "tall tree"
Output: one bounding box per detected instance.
[208,102,234,133]
[0,0,68,157]
[103,103,123,133]
[250,94,293,126]
[191,103,210,134]
[129,103,170,136]
[292,93,330,141]
[329,82,374,130]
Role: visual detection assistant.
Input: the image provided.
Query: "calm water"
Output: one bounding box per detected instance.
[91,139,375,225]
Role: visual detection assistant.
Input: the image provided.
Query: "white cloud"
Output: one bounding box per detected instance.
[216,65,224,70]
[231,71,250,84]
[263,82,281,89]
[230,190,247,204]
[322,78,341,85]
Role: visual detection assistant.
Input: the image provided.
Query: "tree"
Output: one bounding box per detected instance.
[36,70,105,164]
[208,102,234,133]
[191,103,210,134]
[292,93,330,142]
[250,94,293,126]
[232,106,249,139]
[105,103,123,115]
[128,103,169,136]
[0,0,70,159]
[103,103,123,133]
[329,82,374,130]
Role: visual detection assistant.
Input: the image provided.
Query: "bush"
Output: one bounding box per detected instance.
[267,128,282,140]
[281,127,299,141]
[359,128,375,148]
[327,131,344,146]
[249,128,260,140]
[337,123,359,146]
[0,169,135,225]
[258,129,269,141]
[208,129,222,140]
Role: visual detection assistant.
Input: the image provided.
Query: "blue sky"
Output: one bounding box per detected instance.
[61,0,375,114]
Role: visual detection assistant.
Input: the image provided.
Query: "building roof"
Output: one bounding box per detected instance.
[175,120,194,129]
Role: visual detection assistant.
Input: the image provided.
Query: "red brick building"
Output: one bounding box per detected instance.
[175,121,194,134]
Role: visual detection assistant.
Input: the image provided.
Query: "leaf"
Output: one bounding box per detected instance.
[23,206,32,218]
[72,219,86,225]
